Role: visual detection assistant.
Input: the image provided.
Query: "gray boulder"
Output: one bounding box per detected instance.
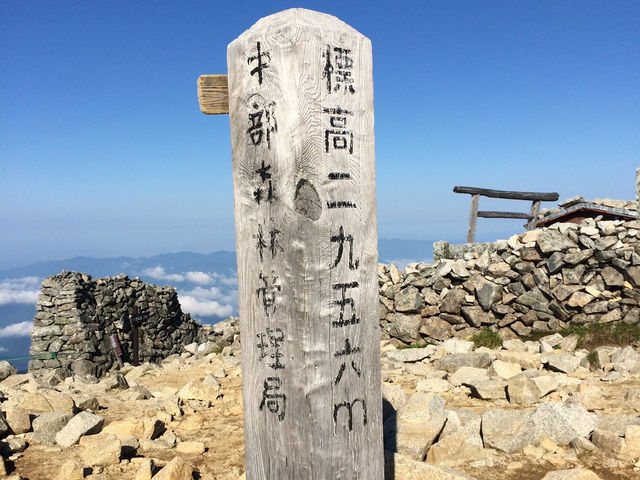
[55,411,104,447]
[435,353,493,373]
[384,393,447,461]
[537,230,578,253]
[475,281,501,312]
[440,289,467,315]
[32,411,74,437]
[388,313,422,344]
[482,402,596,452]
[0,361,17,382]
[544,352,581,374]
[395,286,425,313]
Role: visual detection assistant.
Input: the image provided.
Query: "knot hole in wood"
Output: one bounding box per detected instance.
[294,178,321,221]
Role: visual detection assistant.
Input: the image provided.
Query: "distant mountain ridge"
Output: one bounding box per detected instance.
[0,251,237,280]
[0,240,435,280]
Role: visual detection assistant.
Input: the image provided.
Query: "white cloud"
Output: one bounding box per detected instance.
[0,321,33,338]
[0,277,41,305]
[219,275,238,286]
[183,286,223,299]
[142,266,237,289]
[184,271,213,285]
[142,266,238,317]
[179,295,234,317]
[0,346,7,353]
[178,283,237,318]
[142,266,185,283]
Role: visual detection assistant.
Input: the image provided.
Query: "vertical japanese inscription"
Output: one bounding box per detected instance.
[245,40,287,422]
[322,41,367,433]
[323,45,356,94]
[248,41,270,85]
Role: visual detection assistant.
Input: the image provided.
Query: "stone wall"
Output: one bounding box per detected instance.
[380,217,640,345]
[28,215,640,376]
[29,271,201,377]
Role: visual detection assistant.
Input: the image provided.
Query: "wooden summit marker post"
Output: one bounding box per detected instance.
[201,8,383,479]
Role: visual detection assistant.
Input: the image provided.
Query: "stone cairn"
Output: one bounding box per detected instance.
[379,216,640,346]
[29,271,201,377]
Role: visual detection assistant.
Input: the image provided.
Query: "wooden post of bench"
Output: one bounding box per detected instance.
[527,200,541,231]
[466,194,479,243]
[225,9,383,478]
[454,186,559,243]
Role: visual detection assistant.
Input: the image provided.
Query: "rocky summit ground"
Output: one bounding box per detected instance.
[1,334,640,480]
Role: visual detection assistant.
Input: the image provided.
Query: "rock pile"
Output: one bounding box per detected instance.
[381,336,640,477]
[0,339,245,480]
[0,332,639,479]
[380,217,640,346]
[30,272,201,378]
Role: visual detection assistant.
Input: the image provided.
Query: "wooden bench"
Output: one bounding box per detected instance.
[453,186,559,243]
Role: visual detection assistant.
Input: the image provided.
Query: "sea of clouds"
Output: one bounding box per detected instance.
[141,266,238,320]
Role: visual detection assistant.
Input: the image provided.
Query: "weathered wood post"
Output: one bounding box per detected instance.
[227,8,383,479]
[466,194,479,243]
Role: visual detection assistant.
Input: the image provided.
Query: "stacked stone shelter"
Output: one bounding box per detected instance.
[379,215,640,346]
[29,271,201,377]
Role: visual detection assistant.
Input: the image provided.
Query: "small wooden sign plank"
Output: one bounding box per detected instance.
[197,74,229,114]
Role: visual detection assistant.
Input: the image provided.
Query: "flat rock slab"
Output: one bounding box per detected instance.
[482,402,597,453]
[384,346,436,363]
[496,351,541,369]
[103,418,164,440]
[384,452,476,480]
[441,339,475,354]
[416,378,452,393]
[464,378,507,401]
[18,391,75,414]
[544,352,582,374]
[449,366,489,387]
[385,393,447,460]
[537,230,578,253]
[79,432,121,467]
[55,411,104,447]
[5,407,31,435]
[177,379,220,403]
[427,409,483,467]
[488,360,522,380]
[152,456,192,480]
[435,353,493,373]
[596,414,640,436]
[540,468,601,480]
[507,376,541,405]
[32,411,74,437]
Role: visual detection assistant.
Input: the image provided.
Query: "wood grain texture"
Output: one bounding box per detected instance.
[197,74,229,114]
[466,194,479,243]
[527,200,541,230]
[477,211,532,219]
[453,186,559,201]
[227,8,382,479]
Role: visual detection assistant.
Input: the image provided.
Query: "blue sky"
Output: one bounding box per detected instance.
[2,0,639,268]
